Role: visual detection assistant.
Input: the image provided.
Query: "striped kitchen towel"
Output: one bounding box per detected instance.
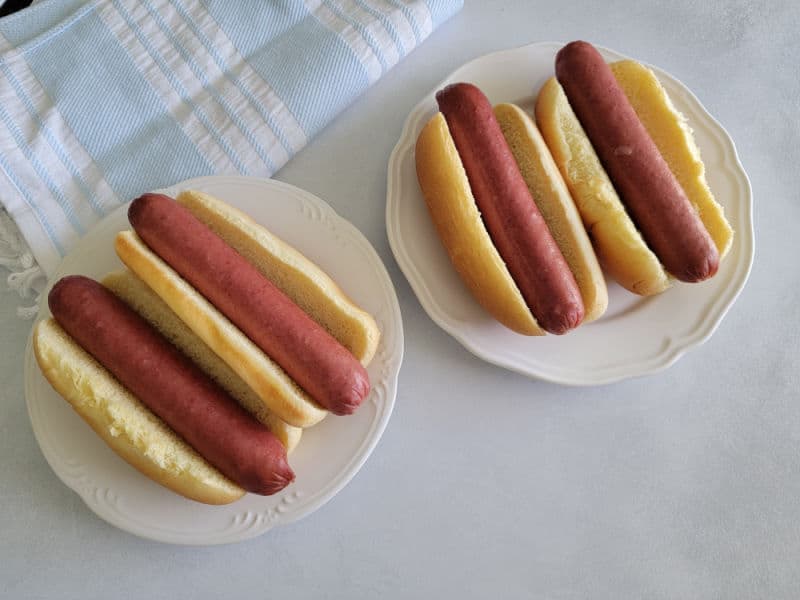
[0,0,462,315]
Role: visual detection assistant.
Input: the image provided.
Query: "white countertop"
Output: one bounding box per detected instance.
[2,1,798,598]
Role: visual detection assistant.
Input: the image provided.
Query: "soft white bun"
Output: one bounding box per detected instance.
[115,231,328,428]
[102,269,302,453]
[33,318,244,505]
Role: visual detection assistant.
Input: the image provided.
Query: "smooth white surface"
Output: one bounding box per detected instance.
[23,175,403,545]
[2,2,799,599]
[387,41,754,385]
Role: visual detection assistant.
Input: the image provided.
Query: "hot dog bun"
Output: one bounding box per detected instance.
[115,230,328,428]
[101,269,302,453]
[493,103,608,323]
[415,112,544,336]
[33,317,245,505]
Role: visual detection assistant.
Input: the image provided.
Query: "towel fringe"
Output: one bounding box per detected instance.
[0,207,46,319]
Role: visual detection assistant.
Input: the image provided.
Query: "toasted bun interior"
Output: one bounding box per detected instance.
[101,270,302,453]
[33,318,244,505]
[494,102,608,322]
[415,112,544,336]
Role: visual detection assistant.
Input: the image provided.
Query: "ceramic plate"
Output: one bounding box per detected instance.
[25,175,404,545]
[386,41,753,385]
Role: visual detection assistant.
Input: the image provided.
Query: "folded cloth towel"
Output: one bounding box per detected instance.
[0,0,462,314]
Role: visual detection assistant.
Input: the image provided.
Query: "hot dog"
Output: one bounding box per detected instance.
[126,193,370,416]
[36,275,295,503]
[609,60,733,260]
[554,41,718,283]
[536,41,733,293]
[415,83,607,335]
[34,317,244,505]
[493,103,608,324]
[177,190,378,367]
[114,190,380,427]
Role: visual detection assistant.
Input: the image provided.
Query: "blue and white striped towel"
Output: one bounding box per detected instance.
[0,0,461,313]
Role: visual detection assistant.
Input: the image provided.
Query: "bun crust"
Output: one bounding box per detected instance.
[33,318,244,505]
[494,103,608,322]
[114,231,328,428]
[415,112,544,336]
[535,76,671,296]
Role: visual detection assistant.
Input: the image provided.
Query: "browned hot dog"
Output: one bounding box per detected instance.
[128,193,370,416]
[436,83,584,334]
[48,275,294,495]
[555,41,719,282]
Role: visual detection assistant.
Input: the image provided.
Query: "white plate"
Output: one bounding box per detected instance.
[24,175,404,545]
[386,41,754,385]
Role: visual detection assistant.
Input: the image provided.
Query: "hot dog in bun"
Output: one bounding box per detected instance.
[115,191,380,426]
[415,82,607,335]
[36,276,291,504]
[535,41,733,295]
